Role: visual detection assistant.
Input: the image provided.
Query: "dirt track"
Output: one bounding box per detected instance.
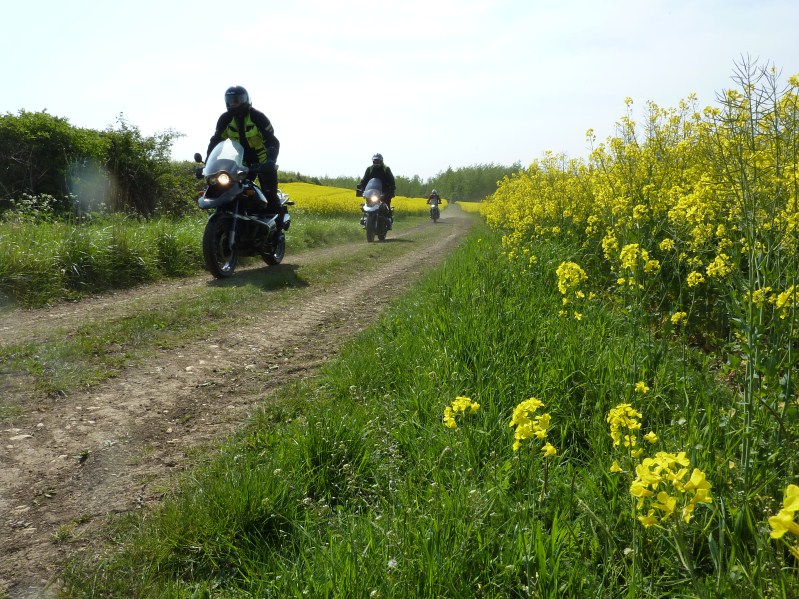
[0,209,473,598]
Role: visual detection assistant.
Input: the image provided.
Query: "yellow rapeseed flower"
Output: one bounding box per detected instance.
[541,442,557,458]
[644,259,661,274]
[769,484,799,539]
[556,261,588,295]
[687,271,705,288]
[749,287,773,307]
[635,381,650,394]
[630,452,712,528]
[671,311,688,325]
[706,253,733,278]
[659,238,676,251]
[632,204,648,220]
[620,244,640,270]
[442,396,480,430]
[607,403,643,447]
[774,286,799,319]
[443,406,457,429]
[509,397,552,451]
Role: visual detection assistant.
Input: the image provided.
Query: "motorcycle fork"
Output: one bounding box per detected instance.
[228,204,241,248]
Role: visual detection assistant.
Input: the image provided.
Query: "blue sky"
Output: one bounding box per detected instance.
[2,0,797,180]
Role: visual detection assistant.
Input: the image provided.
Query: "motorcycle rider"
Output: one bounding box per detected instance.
[207,86,284,235]
[427,189,442,205]
[356,153,396,207]
[427,189,442,220]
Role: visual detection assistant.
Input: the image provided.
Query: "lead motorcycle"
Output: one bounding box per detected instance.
[194,140,293,278]
[358,177,393,242]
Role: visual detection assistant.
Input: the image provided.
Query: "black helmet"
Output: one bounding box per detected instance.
[372,153,383,165]
[225,86,250,115]
[432,189,438,194]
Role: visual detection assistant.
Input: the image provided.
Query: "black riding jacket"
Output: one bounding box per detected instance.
[207,107,280,166]
[359,164,396,197]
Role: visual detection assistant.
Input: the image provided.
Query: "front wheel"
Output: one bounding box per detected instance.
[365,212,377,242]
[262,233,285,265]
[202,215,238,278]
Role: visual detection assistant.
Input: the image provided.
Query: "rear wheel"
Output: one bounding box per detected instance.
[262,233,285,265]
[202,216,237,278]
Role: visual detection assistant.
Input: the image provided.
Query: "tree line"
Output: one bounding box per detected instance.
[0,110,520,218]
[290,162,523,203]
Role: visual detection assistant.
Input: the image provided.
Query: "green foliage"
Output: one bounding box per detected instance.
[0,110,106,213]
[318,174,359,190]
[278,169,322,185]
[0,110,187,218]
[62,224,799,597]
[424,162,523,201]
[100,115,184,216]
[0,212,369,308]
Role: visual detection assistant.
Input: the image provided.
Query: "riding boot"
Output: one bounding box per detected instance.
[265,189,283,236]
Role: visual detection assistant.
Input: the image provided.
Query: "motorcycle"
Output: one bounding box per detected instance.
[428,197,441,223]
[358,178,393,242]
[194,140,293,278]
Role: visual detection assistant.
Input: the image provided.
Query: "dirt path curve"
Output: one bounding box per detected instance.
[0,210,474,598]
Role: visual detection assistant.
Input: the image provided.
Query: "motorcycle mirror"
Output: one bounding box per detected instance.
[193,152,203,163]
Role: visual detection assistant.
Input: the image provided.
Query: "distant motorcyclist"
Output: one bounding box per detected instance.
[427,189,442,205]
[207,86,284,233]
[356,153,396,207]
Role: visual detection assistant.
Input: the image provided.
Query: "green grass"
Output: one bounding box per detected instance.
[0,212,383,309]
[60,224,799,597]
[0,215,435,398]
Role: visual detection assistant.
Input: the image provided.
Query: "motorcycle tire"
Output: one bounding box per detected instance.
[262,233,286,265]
[365,212,378,242]
[202,215,238,278]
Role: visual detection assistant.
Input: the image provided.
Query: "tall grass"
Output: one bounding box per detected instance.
[0,211,367,309]
[0,214,207,307]
[63,222,797,597]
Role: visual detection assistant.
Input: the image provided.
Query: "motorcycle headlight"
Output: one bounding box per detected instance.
[208,172,232,187]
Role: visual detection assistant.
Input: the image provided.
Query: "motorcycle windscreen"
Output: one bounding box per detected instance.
[204,140,248,177]
[363,177,384,200]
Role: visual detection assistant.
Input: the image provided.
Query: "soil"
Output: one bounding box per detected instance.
[0,210,473,598]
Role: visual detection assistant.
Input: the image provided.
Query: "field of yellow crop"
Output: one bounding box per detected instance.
[279,182,432,217]
[457,201,482,213]
[481,67,799,521]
